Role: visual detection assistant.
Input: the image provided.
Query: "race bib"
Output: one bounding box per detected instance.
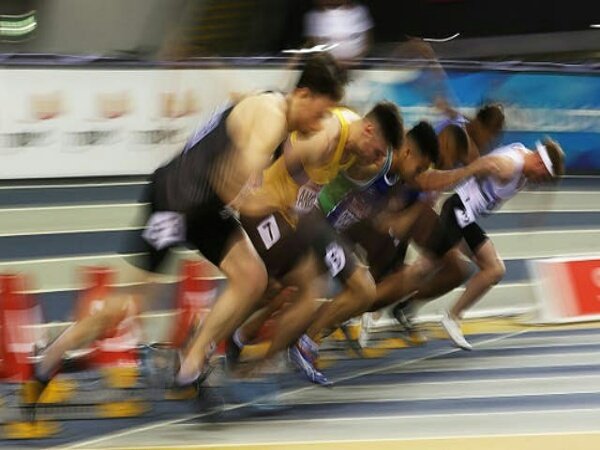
[325,243,346,277]
[142,211,186,250]
[332,209,359,231]
[257,215,281,250]
[454,206,476,228]
[295,183,320,213]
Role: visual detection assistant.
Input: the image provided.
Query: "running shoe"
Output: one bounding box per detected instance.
[225,332,244,371]
[339,321,364,357]
[441,312,472,351]
[392,300,415,333]
[288,345,332,386]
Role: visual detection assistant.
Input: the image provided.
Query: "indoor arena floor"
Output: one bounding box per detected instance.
[5,320,600,450]
[1,176,599,450]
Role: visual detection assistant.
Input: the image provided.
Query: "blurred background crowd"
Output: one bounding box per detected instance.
[1,0,598,63]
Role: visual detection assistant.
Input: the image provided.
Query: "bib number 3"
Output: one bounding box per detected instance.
[325,243,346,277]
[454,207,475,229]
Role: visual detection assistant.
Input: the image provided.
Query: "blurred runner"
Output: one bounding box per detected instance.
[439,138,565,350]
[28,53,347,407]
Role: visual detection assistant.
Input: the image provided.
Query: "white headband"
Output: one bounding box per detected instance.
[536,141,555,177]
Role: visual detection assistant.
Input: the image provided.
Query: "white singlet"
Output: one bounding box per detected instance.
[455,143,528,221]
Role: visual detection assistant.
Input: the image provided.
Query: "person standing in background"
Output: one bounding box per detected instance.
[304,0,374,65]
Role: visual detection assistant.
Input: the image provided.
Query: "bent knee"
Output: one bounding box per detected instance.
[488,260,506,285]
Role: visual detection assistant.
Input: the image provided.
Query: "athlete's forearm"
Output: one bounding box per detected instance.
[414,166,473,192]
[232,193,277,217]
[375,202,425,239]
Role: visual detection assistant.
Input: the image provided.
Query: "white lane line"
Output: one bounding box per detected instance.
[378,352,600,374]
[0,249,216,265]
[476,334,600,347]
[443,190,600,195]
[28,310,179,329]
[0,226,143,238]
[283,389,600,406]
[489,228,600,237]
[0,202,147,212]
[511,190,600,194]
[289,373,600,390]
[24,275,225,295]
[501,252,600,261]
[88,428,600,450]
[474,341,600,351]
[0,181,149,190]
[51,330,527,450]
[499,209,600,213]
[0,252,145,265]
[156,407,600,428]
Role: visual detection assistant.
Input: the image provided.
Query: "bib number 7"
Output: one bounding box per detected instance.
[257,215,281,250]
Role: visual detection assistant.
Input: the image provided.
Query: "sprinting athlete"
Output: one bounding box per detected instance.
[440,138,565,350]
[26,53,347,408]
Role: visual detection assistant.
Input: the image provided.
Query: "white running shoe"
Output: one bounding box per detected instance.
[441,313,472,351]
[359,313,372,348]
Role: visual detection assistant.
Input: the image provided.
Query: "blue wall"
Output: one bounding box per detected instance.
[367,68,600,173]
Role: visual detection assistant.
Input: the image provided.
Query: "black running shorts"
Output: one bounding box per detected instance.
[439,193,489,253]
[120,174,243,273]
[344,220,408,282]
[243,208,358,282]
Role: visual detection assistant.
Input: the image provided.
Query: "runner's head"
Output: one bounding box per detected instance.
[470,102,505,151]
[396,121,439,180]
[524,137,565,183]
[354,101,404,164]
[437,124,469,169]
[289,52,347,135]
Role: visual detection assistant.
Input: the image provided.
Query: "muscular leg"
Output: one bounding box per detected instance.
[366,245,469,313]
[449,239,505,319]
[38,286,143,380]
[306,265,376,341]
[414,249,471,300]
[178,232,267,383]
[264,255,324,358]
[368,266,419,312]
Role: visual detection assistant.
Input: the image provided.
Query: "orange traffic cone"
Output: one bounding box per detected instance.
[0,274,40,382]
[171,260,218,350]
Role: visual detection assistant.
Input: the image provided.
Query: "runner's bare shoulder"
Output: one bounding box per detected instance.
[295,111,340,165]
[228,93,287,145]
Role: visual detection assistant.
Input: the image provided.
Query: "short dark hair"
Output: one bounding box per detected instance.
[295,52,347,102]
[365,101,404,149]
[543,137,565,179]
[407,121,439,165]
[476,103,505,131]
[446,124,469,161]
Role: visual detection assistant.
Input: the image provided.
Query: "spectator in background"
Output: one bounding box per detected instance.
[303,0,374,65]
